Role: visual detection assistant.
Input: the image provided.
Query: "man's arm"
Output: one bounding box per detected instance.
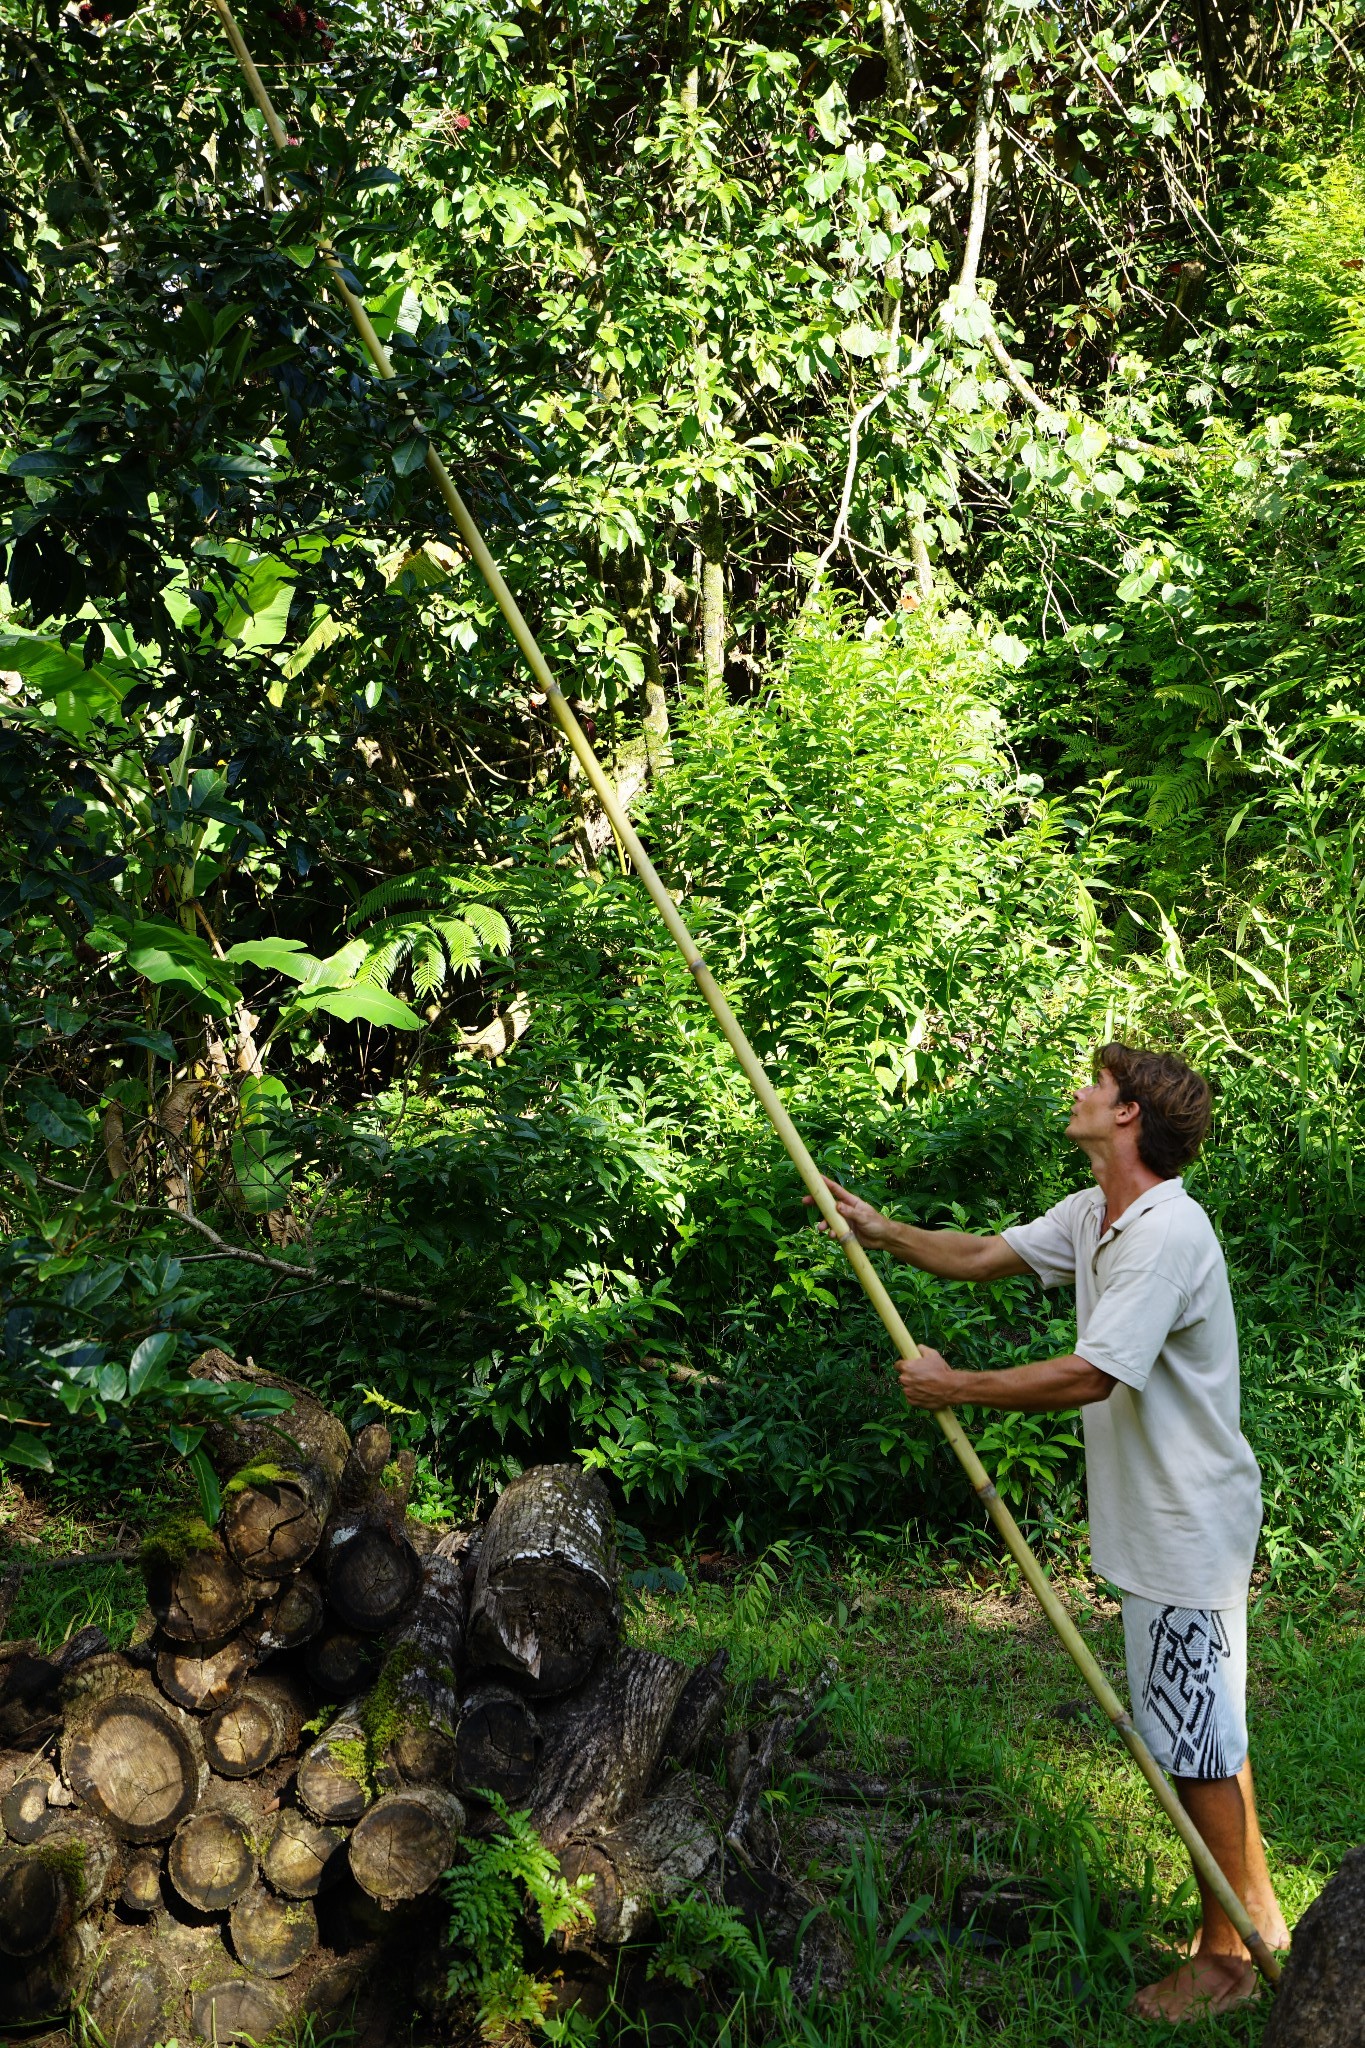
[805,1177,1030,1282]
[897,1348,1116,1413]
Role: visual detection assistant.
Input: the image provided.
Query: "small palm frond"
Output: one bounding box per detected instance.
[347,868,512,1002]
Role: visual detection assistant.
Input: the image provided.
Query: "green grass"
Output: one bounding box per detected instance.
[625,1552,1361,2046]
[4,1557,145,1649]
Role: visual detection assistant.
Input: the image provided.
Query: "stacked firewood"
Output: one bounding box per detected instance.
[0,1355,844,2046]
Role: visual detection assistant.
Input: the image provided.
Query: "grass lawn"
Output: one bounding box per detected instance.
[630,1553,1364,2046]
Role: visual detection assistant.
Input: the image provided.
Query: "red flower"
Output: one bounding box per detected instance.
[453,111,471,131]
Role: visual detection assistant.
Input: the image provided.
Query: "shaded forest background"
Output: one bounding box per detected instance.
[2,0,1364,1607]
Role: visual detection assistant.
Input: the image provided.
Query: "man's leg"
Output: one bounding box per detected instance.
[1132,1774,1260,2020]
[1235,1755,1290,1951]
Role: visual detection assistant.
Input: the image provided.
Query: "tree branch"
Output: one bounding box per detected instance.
[166,1210,441,1314]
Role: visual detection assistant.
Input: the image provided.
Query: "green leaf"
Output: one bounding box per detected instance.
[0,1429,54,1473]
[189,1447,222,1527]
[391,436,429,477]
[24,1079,95,1147]
[224,938,322,981]
[298,986,424,1030]
[129,1331,177,1396]
[126,920,236,1014]
[232,1074,295,1213]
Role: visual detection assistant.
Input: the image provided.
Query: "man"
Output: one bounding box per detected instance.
[811,1044,1289,2021]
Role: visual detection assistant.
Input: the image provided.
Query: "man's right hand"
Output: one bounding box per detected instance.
[803,1176,892,1249]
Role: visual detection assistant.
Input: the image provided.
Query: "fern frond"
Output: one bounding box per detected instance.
[411,935,447,998]
[355,934,411,990]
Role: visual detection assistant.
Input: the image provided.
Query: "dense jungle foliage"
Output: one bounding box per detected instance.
[2,0,1363,1613]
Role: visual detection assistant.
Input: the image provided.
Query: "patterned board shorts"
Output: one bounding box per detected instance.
[1122,1596,1249,1781]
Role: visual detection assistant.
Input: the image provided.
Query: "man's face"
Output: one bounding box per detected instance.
[1065,1067,1126,1145]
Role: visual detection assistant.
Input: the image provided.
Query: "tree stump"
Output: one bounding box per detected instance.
[245,1570,325,1654]
[117,1846,164,1914]
[324,1511,422,1633]
[1,1757,57,1843]
[169,1806,257,1912]
[348,1787,465,1905]
[558,1789,720,1944]
[262,1808,348,1898]
[229,1881,318,1975]
[0,1813,120,1955]
[204,1671,309,1778]
[454,1682,542,1804]
[467,1464,620,1697]
[155,1633,255,1715]
[296,1701,373,1825]
[142,1522,255,1644]
[306,1622,383,1699]
[532,1650,690,1849]
[62,1686,206,1842]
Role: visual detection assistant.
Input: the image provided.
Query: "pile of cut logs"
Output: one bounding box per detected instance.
[0,1354,846,2046]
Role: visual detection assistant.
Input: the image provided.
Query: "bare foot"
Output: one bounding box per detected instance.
[1132,1953,1262,2023]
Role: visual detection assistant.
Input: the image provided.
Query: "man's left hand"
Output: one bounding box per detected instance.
[896,1347,960,1409]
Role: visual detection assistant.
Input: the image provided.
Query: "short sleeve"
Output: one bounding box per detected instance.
[1001,1194,1087,1290]
[1074,1268,1186,1393]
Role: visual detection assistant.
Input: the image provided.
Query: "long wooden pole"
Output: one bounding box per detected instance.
[206,0,1278,1986]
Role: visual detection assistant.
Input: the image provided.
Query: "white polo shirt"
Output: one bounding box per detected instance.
[1002,1178,1263,1608]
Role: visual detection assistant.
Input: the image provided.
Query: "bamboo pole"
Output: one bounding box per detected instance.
[205,0,1279,1988]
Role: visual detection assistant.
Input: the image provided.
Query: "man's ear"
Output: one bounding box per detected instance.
[1114,1095,1141,1127]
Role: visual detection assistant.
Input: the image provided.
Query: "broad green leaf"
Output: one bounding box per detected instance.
[224,938,323,981]
[297,985,423,1030]
[129,1331,177,1396]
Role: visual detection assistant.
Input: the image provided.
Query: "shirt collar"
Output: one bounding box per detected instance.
[1096,1176,1184,1244]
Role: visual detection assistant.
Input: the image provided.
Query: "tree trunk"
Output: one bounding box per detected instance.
[698,480,725,697]
[203,1670,309,1778]
[656,1648,729,1775]
[168,1805,257,1912]
[62,1684,207,1843]
[141,1523,254,1644]
[453,1681,542,1804]
[467,1463,620,1698]
[378,1554,465,1786]
[0,1813,120,1956]
[117,1845,164,1914]
[296,1700,374,1825]
[228,1881,319,1975]
[324,1510,422,1633]
[261,1809,349,1898]
[306,1622,383,1699]
[531,1650,691,1851]
[242,1572,323,1654]
[347,1787,465,1906]
[557,1788,720,1944]
[155,1632,256,1714]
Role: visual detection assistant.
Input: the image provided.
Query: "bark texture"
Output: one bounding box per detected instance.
[558,1787,720,1943]
[532,1650,690,1850]
[467,1463,620,1698]
[1262,1844,1365,2048]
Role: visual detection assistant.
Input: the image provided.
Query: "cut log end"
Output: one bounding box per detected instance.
[203,1673,306,1779]
[229,1881,319,1976]
[169,1807,256,1912]
[455,1682,542,1804]
[296,1707,372,1827]
[143,1531,254,1645]
[262,1809,349,1898]
[118,1846,165,1915]
[62,1691,205,1843]
[468,1464,620,1697]
[190,1975,290,2044]
[348,1787,465,1904]
[0,1815,119,1957]
[224,1477,325,1581]
[326,1521,422,1633]
[155,1634,255,1715]
[306,1623,383,1699]
[247,1570,325,1654]
[1,1761,57,1844]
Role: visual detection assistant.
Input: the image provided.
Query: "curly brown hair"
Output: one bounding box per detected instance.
[1095,1043,1213,1179]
